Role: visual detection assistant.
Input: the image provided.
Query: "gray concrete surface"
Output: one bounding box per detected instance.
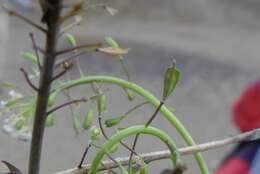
[0,2,260,174]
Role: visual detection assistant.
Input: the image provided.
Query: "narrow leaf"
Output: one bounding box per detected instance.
[22,52,38,65]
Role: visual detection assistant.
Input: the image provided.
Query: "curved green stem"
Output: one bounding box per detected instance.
[88,125,180,174]
[54,75,209,174]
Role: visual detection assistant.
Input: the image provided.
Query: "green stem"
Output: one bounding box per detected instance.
[54,75,209,174]
[88,125,180,174]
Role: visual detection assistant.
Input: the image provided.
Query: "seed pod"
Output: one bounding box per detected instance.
[14,117,25,130]
[97,94,106,116]
[45,115,54,127]
[65,33,77,47]
[83,110,94,130]
[97,47,129,56]
[104,116,124,127]
[2,81,16,89]
[22,52,38,65]
[162,61,180,101]
[105,36,119,48]
[73,116,81,135]
[124,89,134,101]
[90,127,101,140]
[48,90,59,107]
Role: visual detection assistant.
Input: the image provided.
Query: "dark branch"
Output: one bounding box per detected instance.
[20,68,39,91]
[78,144,91,168]
[56,43,102,55]
[46,98,87,116]
[3,6,47,33]
[52,62,73,82]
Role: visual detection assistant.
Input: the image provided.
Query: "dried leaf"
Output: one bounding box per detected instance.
[97,47,129,56]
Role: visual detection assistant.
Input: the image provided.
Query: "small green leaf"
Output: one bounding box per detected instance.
[65,33,77,47]
[73,116,81,135]
[162,61,180,101]
[105,36,119,48]
[104,116,124,127]
[97,94,106,116]
[2,81,16,89]
[90,127,101,140]
[22,52,38,65]
[83,110,94,130]
[45,115,54,127]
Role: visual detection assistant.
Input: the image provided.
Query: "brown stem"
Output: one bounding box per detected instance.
[20,68,38,91]
[56,43,102,55]
[46,98,87,116]
[29,33,42,70]
[2,6,47,33]
[28,1,62,174]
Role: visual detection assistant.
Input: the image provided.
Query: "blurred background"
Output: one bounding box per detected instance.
[0,0,259,173]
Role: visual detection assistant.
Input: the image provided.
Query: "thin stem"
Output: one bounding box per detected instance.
[29,33,42,70]
[20,68,38,91]
[2,6,47,33]
[53,128,259,174]
[78,144,92,168]
[46,98,87,116]
[145,101,164,126]
[56,43,102,55]
[59,16,82,36]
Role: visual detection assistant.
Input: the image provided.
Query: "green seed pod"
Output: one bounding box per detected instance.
[104,116,124,127]
[73,116,81,135]
[125,89,135,101]
[22,52,38,65]
[105,36,119,48]
[65,33,77,47]
[14,117,25,130]
[48,90,59,107]
[90,127,101,140]
[45,115,54,127]
[2,81,16,89]
[83,110,94,130]
[97,94,106,116]
[162,61,180,101]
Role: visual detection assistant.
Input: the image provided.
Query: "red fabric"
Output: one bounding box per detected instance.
[215,157,250,174]
[233,80,260,132]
